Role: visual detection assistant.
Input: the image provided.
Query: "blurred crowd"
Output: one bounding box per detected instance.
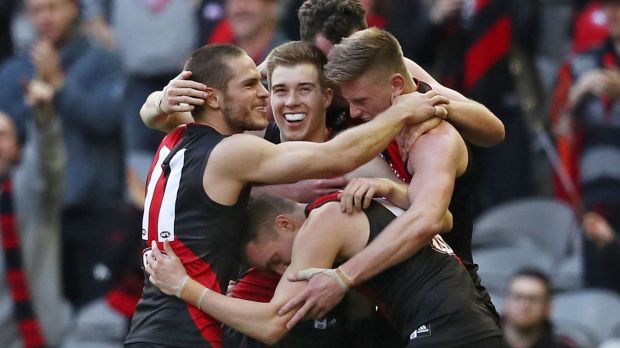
[0,0,619,347]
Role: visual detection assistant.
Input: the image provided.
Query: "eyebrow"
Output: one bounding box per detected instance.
[241,77,260,86]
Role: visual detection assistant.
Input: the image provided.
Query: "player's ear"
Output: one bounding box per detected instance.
[390,73,405,99]
[205,88,221,109]
[323,87,334,108]
[275,214,293,234]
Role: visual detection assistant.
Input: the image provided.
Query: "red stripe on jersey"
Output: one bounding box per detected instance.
[144,126,186,243]
[169,238,223,346]
[231,268,281,303]
[304,191,341,216]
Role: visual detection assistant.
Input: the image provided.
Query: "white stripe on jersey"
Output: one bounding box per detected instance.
[142,146,171,240]
[157,148,186,242]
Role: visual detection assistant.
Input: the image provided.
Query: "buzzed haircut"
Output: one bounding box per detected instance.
[325,27,410,83]
[266,41,330,89]
[298,0,367,44]
[242,194,298,247]
[184,44,245,116]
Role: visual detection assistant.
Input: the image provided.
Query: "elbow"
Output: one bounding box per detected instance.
[261,325,288,345]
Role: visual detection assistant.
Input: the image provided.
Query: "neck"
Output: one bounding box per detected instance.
[194,112,239,136]
[504,323,544,348]
[281,126,330,143]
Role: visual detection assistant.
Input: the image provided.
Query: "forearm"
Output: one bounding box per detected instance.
[445,100,505,147]
[340,209,443,285]
[140,91,193,133]
[181,278,290,344]
[384,181,411,209]
[324,106,406,174]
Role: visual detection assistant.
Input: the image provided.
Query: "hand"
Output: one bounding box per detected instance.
[279,176,348,203]
[25,79,55,125]
[393,91,449,126]
[226,280,237,297]
[401,117,443,154]
[85,16,116,49]
[430,0,465,25]
[569,69,607,106]
[583,212,616,248]
[159,71,209,114]
[31,39,64,89]
[145,240,189,296]
[340,177,394,214]
[278,270,348,329]
[602,68,620,99]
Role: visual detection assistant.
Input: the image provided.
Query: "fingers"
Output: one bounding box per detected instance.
[429,93,450,106]
[151,240,163,260]
[286,299,312,329]
[278,292,305,316]
[163,241,177,259]
[291,268,325,281]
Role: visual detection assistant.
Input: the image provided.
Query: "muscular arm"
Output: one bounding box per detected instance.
[338,122,467,285]
[149,205,363,344]
[140,90,194,133]
[206,100,439,205]
[405,58,505,146]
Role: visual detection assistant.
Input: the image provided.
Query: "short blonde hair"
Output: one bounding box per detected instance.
[325,28,410,83]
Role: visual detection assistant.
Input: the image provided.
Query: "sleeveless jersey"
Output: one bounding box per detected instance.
[125,124,251,348]
[358,200,502,347]
[382,111,499,322]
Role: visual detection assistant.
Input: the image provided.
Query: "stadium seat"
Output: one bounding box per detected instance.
[551,289,620,346]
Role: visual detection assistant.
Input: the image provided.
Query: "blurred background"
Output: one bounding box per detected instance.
[0,0,619,347]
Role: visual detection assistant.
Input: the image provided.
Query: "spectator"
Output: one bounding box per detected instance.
[0,0,126,307]
[388,0,538,215]
[582,212,620,292]
[553,0,620,293]
[208,0,289,63]
[502,269,578,348]
[0,80,68,347]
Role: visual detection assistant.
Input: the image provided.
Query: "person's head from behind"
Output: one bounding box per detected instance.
[504,268,552,330]
[0,112,20,180]
[325,28,412,121]
[603,0,620,39]
[298,0,368,55]
[185,44,269,133]
[242,195,306,275]
[26,0,78,46]
[226,0,278,41]
[266,41,333,142]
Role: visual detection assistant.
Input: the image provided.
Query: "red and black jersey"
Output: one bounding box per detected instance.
[307,197,501,347]
[126,124,251,348]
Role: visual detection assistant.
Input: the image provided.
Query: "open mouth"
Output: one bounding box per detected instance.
[284,113,307,124]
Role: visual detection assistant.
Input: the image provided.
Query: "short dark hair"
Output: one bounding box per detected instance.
[325,28,409,83]
[508,268,552,298]
[266,41,330,89]
[183,44,246,116]
[241,194,298,248]
[298,0,367,44]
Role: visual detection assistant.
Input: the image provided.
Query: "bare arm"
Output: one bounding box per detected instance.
[279,122,467,324]
[146,205,361,344]
[340,122,467,284]
[207,92,448,201]
[405,58,505,146]
[140,71,205,133]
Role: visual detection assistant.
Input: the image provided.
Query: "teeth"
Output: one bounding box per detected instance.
[285,113,306,122]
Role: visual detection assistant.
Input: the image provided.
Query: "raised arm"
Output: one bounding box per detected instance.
[337,122,466,285]
[279,122,467,325]
[146,205,361,344]
[140,71,205,133]
[209,91,448,192]
[405,58,505,146]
